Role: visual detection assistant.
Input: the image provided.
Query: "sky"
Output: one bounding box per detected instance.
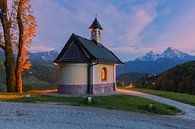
[30,0,195,61]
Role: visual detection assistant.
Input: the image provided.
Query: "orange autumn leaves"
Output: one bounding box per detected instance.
[15,0,37,92]
[0,0,36,92]
[0,0,37,92]
[15,0,36,71]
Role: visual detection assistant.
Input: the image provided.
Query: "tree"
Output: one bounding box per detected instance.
[0,0,36,93]
[0,0,16,92]
[15,0,36,93]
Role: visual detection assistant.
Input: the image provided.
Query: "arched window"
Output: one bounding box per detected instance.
[101,67,107,81]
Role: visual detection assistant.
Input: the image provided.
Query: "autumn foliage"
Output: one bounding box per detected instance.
[15,0,37,93]
[0,0,37,92]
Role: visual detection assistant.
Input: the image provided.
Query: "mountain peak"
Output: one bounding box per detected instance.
[135,47,193,61]
[163,47,181,53]
[161,47,190,59]
[135,50,157,61]
[29,50,59,61]
[146,51,155,55]
[166,47,178,50]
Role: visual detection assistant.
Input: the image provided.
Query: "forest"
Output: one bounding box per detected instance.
[133,61,195,94]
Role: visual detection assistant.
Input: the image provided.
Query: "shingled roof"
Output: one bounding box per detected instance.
[89,18,103,30]
[54,34,123,64]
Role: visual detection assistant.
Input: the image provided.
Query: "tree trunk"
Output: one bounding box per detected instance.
[15,0,25,93]
[0,0,16,92]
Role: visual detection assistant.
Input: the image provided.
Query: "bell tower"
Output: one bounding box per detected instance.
[89,16,103,43]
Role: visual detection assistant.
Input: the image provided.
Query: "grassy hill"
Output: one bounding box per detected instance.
[133,61,195,94]
[0,63,58,91]
[117,72,146,85]
[0,50,58,91]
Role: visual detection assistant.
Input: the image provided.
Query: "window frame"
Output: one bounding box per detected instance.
[101,67,107,82]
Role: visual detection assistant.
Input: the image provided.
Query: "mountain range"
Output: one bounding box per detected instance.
[135,47,194,61]
[0,50,59,66]
[1,47,195,76]
[27,50,58,66]
[0,50,58,90]
[117,47,195,75]
[28,50,58,61]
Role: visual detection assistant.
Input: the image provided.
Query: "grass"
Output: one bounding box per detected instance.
[121,87,195,106]
[0,92,40,100]
[0,92,181,115]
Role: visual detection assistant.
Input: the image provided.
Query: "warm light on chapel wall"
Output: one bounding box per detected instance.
[101,67,107,81]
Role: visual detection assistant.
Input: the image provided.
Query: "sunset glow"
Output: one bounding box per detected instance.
[30,0,195,61]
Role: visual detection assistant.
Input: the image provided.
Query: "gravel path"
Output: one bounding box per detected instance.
[117,89,195,121]
[0,102,194,129]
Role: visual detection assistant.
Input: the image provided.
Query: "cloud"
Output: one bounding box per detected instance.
[155,5,195,55]
[29,46,55,53]
[101,1,158,47]
[30,0,195,61]
[30,0,158,56]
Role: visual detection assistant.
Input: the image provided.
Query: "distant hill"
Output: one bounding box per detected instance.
[27,50,59,66]
[0,60,5,85]
[117,47,195,75]
[133,61,195,95]
[117,72,146,85]
[0,50,59,66]
[0,64,58,91]
[0,51,5,88]
[0,50,58,91]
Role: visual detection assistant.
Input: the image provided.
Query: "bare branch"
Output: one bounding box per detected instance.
[0,42,5,50]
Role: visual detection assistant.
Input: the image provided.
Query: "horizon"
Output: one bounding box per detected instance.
[27,47,195,61]
[30,0,195,61]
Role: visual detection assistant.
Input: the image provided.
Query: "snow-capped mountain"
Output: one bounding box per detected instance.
[159,47,192,59]
[135,47,194,61]
[26,50,59,66]
[117,47,195,75]
[0,50,59,63]
[135,51,159,61]
[28,50,59,61]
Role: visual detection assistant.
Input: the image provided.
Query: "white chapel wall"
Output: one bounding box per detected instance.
[58,63,88,85]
